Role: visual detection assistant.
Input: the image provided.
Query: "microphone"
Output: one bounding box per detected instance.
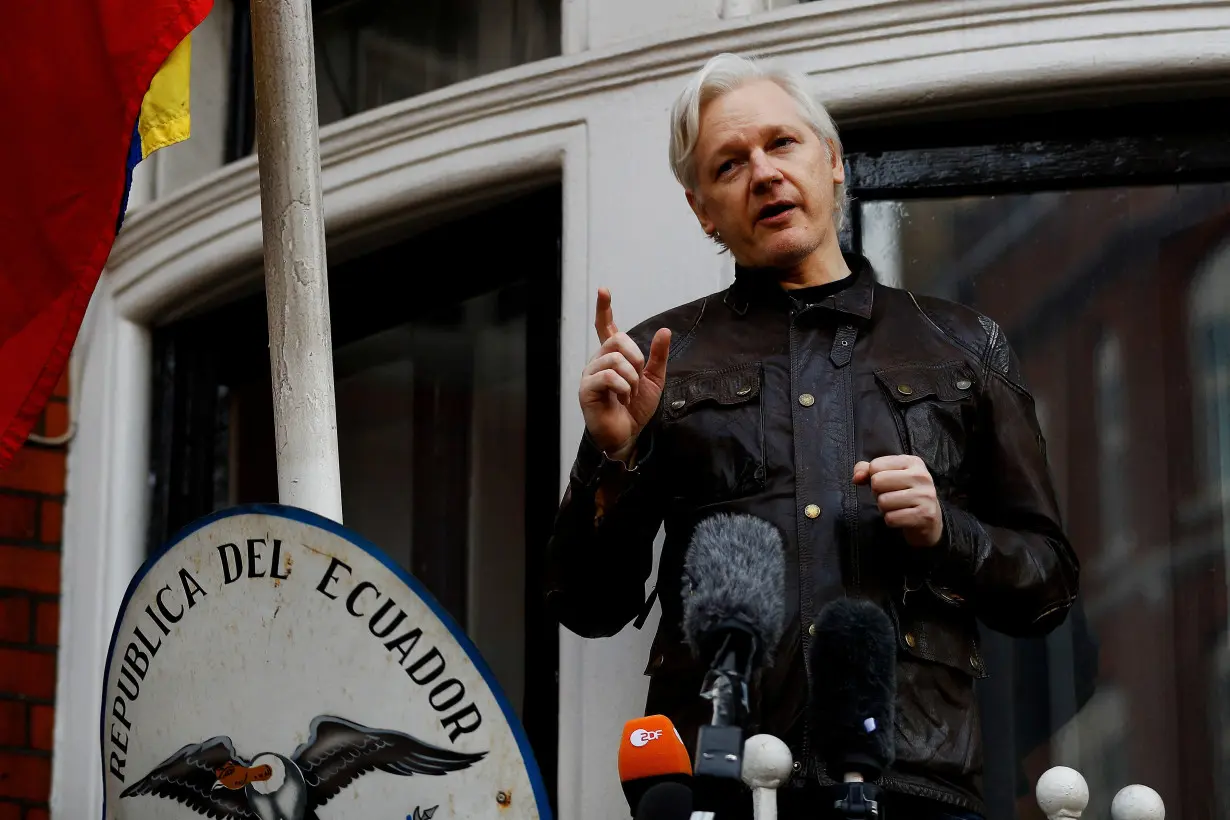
[681,514,786,814]
[619,715,693,817]
[809,597,897,819]
[634,781,695,820]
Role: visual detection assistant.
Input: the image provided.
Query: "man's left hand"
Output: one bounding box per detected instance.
[853,455,943,548]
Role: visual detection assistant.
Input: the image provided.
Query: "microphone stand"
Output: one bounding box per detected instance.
[692,622,758,819]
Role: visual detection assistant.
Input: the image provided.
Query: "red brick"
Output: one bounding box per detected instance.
[0,702,24,747]
[25,809,48,820]
[41,403,68,441]
[0,802,19,820]
[32,605,55,648]
[0,650,54,699]
[0,498,36,542]
[27,707,51,752]
[37,503,59,546]
[0,753,49,800]
[0,548,58,595]
[0,450,64,496]
[0,600,28,643]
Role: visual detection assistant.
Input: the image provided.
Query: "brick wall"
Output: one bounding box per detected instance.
[0,375,69,820]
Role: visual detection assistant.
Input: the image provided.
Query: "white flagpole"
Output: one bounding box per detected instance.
[248,0,343,522]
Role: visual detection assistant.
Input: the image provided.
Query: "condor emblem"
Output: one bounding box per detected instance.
[100,504,550,820]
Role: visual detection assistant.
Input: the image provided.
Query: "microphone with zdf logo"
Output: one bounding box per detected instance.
[618,715,694,818]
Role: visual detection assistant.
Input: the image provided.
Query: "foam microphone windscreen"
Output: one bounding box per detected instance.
[681,513,786,667]
[618,715,692,815]
[634,781,694,820]
[809,597,898,780]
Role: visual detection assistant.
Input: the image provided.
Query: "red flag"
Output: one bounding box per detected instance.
[0,0,213,469]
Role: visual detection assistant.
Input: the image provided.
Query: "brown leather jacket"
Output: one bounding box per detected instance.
[544,253,1079,815]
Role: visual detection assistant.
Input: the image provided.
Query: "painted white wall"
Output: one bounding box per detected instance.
[56,2,1230,819]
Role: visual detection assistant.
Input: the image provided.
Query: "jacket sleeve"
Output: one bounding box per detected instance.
[544,424,668,639]
[928,335,1080,638]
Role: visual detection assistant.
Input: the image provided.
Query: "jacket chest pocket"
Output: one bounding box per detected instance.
[874,361,978,482]
[659,361,767,503]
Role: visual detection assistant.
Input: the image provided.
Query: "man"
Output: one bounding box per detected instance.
[544,52,1079,820]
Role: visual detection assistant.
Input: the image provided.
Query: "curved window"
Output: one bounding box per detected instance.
[1189,239,1230,502]
[313,0,562,125]
[1094,331,1133,564]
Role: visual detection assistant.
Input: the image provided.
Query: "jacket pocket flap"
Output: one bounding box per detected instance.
[662,362,763,420]
[887,596,989,679]
[875,361,977,404]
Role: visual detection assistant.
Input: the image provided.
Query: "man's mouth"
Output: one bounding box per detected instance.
[757,201,796,223]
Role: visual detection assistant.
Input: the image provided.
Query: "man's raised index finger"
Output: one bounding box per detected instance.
[595,287,619,343]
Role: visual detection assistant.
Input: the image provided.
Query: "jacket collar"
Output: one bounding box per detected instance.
[724,251,877,320]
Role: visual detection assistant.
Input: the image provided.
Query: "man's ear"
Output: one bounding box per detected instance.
[827,139,846,184]
[685,189,717,238]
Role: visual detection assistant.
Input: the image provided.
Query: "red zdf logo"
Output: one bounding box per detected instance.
[630,728,663,747]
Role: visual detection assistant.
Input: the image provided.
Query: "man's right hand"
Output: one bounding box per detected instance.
[579,288,671,462]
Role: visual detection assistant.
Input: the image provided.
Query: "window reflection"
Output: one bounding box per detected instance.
[859,184,1230,820]
[313,0,561,125]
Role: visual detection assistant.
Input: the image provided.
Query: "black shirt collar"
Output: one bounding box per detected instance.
[724,251,876,320]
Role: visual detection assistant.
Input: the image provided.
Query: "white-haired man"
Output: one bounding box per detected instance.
[545,53,1079,819]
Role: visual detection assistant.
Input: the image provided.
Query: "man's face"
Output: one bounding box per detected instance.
[686,79,844,270]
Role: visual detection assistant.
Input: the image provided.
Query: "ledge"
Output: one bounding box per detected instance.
[105,0,1230,315]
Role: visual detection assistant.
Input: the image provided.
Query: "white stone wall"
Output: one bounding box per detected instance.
[56,2,1230,819]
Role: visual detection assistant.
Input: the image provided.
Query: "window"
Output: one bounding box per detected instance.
[1094,331,1133,566]
[1188,239,1230,510]
[146,185,563,810]
[846,99,1230,819]
[225,0,562,158]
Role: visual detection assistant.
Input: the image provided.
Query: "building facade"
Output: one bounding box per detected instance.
[10,1,1230,819]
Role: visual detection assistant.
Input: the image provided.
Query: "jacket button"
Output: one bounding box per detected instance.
[969,655,981,671]
[956,379,972,390]
[736,386,752,396]
[905,632,917,648]
[798,393,815,407]
[671,399,685,410]
[808,623,816,637]
[897,384,914,396]
[804,504,820,519]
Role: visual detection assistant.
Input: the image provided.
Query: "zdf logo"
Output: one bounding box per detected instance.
[629,728,663,747]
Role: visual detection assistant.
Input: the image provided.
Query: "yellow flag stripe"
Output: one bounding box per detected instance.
[138,34,193,159]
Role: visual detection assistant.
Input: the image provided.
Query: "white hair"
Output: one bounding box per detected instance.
[668,52,848,231]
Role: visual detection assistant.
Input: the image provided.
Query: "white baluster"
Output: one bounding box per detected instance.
[1110,785,1165,820]
[741,734,793,820]
[1036,766,1090,820]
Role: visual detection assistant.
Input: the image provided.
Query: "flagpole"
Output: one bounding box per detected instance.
[248,0,344,522]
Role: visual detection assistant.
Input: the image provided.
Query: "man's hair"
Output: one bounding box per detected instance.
[668,52,848,231]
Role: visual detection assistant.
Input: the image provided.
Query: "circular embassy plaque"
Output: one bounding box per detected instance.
[99,504,551,820]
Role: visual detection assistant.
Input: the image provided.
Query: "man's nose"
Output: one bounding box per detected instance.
[749,150,782,190]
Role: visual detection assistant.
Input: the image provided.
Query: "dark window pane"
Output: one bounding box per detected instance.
[146,186,562,810]
[313,0,561,125]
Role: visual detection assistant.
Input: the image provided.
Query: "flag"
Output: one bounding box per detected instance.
[0,0,214,469]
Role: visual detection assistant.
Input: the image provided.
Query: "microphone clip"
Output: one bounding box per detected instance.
[692,622,760,815]
[832,780,884,819]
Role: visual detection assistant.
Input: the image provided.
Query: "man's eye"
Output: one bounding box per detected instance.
[716,160,735,177]
[772,137,796,149]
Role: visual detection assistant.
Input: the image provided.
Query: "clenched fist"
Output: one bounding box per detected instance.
[853,455,943,548]
[579,288,671,463]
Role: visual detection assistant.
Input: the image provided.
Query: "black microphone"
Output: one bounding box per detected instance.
[634,781,694,820]
[809,597,897,819]
[681,513,787,814]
